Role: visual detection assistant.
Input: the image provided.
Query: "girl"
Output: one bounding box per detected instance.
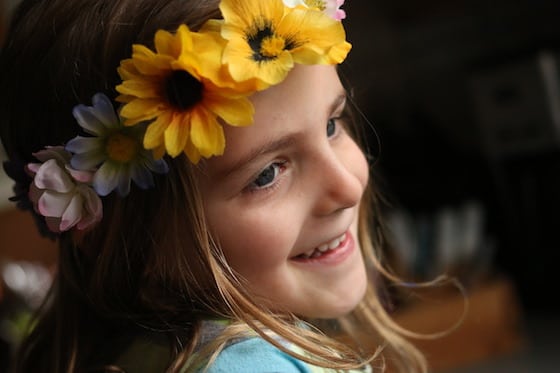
[0,0,426,372]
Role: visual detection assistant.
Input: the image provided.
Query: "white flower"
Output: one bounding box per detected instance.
[27,147,102,233]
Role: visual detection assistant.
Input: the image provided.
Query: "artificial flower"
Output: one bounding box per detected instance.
[26,147,102,233]
[66,93,169,197]
[283,0,346,20]
[3,157,57,239]
[116,24,254,162]
[219,0,351,86]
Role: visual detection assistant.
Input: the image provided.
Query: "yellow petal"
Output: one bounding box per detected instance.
[217,64,266,92]
[176,24,195,56]
[189,109,225,158]
[220,0,284,30]
[224,38,294,86]
[200,19,223,34]
[164,112,191,158]
[282,8,350,64]
[171,54,202,81]
[222,37,257,79]
[154,29,171,55]
[205,93,254,127]
[154,27,186,57]
[189,31,227,83]
[115,94,136,104]
[132,45,173,76]
[120,99,162,123]
[117,59,140,80]
[292,39,351,65]
[116,78,161,99]
[326,41,352,64]
[144,112,172,150]
[255,53,295,85]
[184,137,202,164]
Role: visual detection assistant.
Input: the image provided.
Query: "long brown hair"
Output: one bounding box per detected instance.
[0,1,427,372]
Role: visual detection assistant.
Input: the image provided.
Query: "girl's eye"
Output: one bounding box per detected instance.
[327,118,337,138]
[249,162,284,190]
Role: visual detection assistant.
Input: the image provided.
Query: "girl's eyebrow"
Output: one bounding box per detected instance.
[332,92,347,114]
[216,91,347,179]
[217,133,299,179]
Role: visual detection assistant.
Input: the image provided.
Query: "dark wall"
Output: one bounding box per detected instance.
[343,0,560,313]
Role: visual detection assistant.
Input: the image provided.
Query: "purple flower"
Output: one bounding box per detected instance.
[66,93,168,197]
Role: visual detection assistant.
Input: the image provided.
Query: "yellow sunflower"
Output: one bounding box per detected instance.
[116,25,255,162]
[219,0,352,87]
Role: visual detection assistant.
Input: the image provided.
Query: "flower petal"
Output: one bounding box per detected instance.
[190,109,225,158]
[155,27,184,57]
[220,0,285,31]
[76,188,103,230]
[59,194,83,231]
[131,164,155,190]
[144,112,171,150]
[131,45,173,75]
[28,183,43,207]
[93,163,120,196]
[66,166,95,183]
[91,93,120,129]
[117,78,162,99]
[116,165,132,196]
[72,105,108,136]
[147,158,169,174]
[205,93,254,127]
[69,151,105,171]
[38,190,72,218]
[32,147,71,164]
[66,136,103,154]
[282,0,302,7]
[184,137,202,164]
[33,159,74,193]
[45,217,62,233]
[117,59,140,80]
[164,113,190,158]
[120,99,163,125]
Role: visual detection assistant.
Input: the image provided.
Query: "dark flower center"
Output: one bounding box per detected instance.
[247,22,296,62]
[165,70,203,110]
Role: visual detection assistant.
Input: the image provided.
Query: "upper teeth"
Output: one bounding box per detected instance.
[302,232,346,258]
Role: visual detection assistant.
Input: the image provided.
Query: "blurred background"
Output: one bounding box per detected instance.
[342,0,560,372]
[0,0,559,372]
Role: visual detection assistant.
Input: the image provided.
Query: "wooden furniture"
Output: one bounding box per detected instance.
[0,208,58,266]
[347,277,525,372]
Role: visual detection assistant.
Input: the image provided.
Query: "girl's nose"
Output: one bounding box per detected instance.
[311,146,366,217]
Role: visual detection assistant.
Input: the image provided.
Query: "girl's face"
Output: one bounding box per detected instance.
[198,64,369,318]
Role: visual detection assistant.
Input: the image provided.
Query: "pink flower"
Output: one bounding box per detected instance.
[283,0,346,20]
[27,147,102,233]
[328,0,346,21]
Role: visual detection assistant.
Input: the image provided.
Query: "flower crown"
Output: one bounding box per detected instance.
[5,0,351,234]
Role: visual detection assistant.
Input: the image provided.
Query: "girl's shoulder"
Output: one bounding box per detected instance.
[202,336,310,373]
[197,320,371,373]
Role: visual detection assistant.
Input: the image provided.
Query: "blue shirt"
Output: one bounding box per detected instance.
[202,333,372,373]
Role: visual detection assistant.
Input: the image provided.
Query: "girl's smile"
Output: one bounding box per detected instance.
[291,230,354,264]
[198,64,369,318]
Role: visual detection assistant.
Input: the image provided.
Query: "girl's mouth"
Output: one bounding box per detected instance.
[294,232,347,260]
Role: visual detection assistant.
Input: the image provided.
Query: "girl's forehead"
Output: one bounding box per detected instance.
[252,64,343,106]
[249,64,344,127]
[203,64,345,174]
